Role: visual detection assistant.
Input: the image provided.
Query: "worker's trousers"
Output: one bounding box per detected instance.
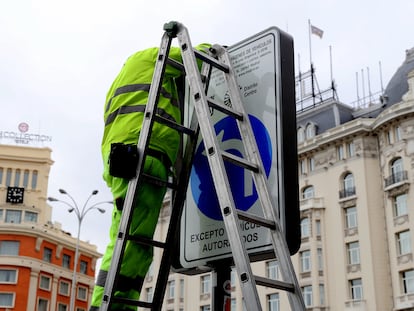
[90,156,167,311]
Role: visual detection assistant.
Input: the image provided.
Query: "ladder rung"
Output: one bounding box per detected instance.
[167,57,185,72]
[111,296,153,308]
[193,49,230,73]
[254,275,295,292]
[236,209,276,230]
[221,150,259,172]
[207,98,244,120]
[142,173,177,190]
[153,115,196,137]
[128,234,167,249]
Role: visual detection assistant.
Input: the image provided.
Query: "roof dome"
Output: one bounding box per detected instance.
[383,47,414,106]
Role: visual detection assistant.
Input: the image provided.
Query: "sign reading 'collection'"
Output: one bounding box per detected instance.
[0,123,52,145]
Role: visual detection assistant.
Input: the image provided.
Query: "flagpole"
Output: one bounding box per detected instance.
[308,19,313,65]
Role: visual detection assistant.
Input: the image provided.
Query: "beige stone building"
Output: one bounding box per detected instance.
[142,47,414,311]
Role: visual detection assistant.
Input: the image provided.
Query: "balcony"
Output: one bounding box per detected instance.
[385,171,408,188]
[339,187,356,199]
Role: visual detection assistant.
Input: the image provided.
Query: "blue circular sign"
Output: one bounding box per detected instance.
[190,115,272,220]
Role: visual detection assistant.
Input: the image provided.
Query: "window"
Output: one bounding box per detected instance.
[146,287,153,302]
[299,159,306,175]
[31,170,38,189]
[394,193,408,217]
[308,157,315,172]
[62,254,71,269]
[397,230,411,255]
[300,250,311,272]
[23,170,29,188]
[5,210,22,223]
[317,248,323,271]
[347,242,360,265]
[39,275,51,290]
[0,241,20,255]
[0,269,17,283]
[348,142,355,157]
[315,220,321,236]
[391,158,404,182]
[80,260,88,274]
[0,209,2,221]
[395,126,402,141]
[59,280,70,296]
[43,247,52,262]
[0,293,14,308]
[14,169,21,187]
[301,218,310,238]
[266,260,279,280]
[302,285,313,307]
[342,173,355,197]
[200,306,211,311]
[0,167,3,184]
[319,284,325,305]
[168,280,175,299]
[38,298,49,311]
[345,207,358,229]
[78,286,87,301]
[402,270,414,294]
[6,168,12,186]
[350,278,363,300]
[306,123,315,139]
[201,274,211,294]
[337,145,344,160]
[24,211,38,223]
[297,127,305,143]
[267,293,280,311]
[180,279,184,299]
[58,303,68,311]
[302,186,314,199]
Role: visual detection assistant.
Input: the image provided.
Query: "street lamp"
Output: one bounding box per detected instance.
[48,189,112,311]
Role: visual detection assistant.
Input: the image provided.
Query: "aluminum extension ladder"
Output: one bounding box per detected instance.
[101,21,305,311]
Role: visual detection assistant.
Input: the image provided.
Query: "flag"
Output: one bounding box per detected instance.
[311,24,324,38]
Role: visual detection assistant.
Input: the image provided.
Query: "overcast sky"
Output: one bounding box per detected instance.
[1,0,413,260]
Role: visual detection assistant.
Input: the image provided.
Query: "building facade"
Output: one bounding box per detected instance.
[143,48,414,311]
[0,145,101,311]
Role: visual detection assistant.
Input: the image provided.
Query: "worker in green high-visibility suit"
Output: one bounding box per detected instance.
[90,43,210,311]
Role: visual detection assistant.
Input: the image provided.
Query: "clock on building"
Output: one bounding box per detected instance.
[6,186,24,204]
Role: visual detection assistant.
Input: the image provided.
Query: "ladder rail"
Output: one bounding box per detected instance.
[101,30,175,311]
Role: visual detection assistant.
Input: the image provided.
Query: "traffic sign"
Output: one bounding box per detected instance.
[176,26,300,270]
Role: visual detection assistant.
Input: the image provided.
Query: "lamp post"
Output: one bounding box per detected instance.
[48,189,111,311]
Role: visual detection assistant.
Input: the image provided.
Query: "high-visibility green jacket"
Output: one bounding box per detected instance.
[102,44,210,187]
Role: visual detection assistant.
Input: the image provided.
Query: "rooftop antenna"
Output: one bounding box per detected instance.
[367,66,373,105]
[356,72,360,108]
[361,68,366,106]
[379,61,384,94]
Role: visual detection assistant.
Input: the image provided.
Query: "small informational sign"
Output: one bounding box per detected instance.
[177,26,299,270]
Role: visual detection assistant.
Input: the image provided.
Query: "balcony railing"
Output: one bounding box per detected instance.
[339,187,356,199]
[385,171,408,187]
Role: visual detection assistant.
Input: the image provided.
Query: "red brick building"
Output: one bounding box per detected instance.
[0,144,101,311]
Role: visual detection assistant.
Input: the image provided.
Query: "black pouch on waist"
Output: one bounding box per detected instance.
[109,143,139,179]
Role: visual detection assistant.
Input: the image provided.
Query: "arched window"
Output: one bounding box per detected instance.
[297,127,305,143]
[302,186,315,200]
[306,123,315,139]
[341,173,355,198]
[391,158,404,182]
